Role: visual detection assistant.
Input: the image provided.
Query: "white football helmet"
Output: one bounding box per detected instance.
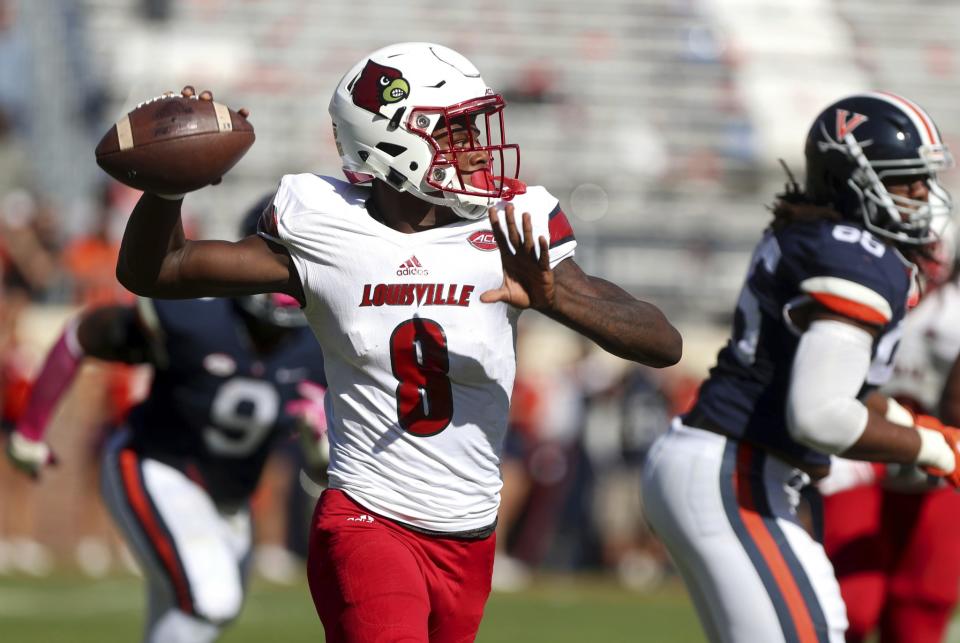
[329,42,525,220]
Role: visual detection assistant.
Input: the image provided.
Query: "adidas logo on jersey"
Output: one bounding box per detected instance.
[346,514,375,524]
[397,255,429,276]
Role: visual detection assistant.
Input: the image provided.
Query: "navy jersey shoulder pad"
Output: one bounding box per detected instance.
[776,221,911,325]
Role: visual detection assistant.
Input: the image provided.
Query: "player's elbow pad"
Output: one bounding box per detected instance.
[786,320,872,454]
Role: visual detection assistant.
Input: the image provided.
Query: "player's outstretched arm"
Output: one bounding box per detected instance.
[116,193,301,301]
[114,86,302,302]
[6,305,151,478]
[785,310,960,485]
[480,205,681,367]
[547,261,681,367]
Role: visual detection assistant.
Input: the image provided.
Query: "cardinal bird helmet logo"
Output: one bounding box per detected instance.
[351,60,410,115]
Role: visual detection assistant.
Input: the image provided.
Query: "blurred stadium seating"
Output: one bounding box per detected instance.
[57,0,957,323]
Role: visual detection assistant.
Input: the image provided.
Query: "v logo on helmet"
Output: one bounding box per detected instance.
[836,110,868,140]
[351,60,410,115]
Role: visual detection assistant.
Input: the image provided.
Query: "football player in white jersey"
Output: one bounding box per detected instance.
[113,42,681,642]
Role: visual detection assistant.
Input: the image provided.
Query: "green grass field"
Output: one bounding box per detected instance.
[0,573,706,642]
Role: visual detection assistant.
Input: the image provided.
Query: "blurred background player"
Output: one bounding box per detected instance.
[819,214,960,643]
[59,182,145,577]
[6,197,328,643]
[0,188,62,575]
[642,92,960,643]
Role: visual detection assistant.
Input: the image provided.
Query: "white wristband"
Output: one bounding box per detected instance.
[152,192,186,201]
[916,427,956,473]
[885,398,915,426]
[9,431,50,465]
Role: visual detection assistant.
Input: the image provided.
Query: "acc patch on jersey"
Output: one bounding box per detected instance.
[468,230,498,251]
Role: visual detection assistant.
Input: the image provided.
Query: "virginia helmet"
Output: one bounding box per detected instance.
[804,92,954,245]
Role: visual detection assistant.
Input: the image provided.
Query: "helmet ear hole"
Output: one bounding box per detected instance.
[386,168,407,188]
[375,142,407,157]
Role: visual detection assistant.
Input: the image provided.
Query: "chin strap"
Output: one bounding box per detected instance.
[417,181,527,221]
[403,183,490,220]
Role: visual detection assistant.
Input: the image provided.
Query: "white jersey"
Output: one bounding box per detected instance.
[265,174,576,532]
[882,279,960,413]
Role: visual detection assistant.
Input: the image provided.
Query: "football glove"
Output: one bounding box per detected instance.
[915,414,960,488]
[285,380,329,472]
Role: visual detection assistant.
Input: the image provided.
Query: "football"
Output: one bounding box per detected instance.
[95,94,255,195]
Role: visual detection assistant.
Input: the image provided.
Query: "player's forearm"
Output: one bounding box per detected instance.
[840,410,922,462]
[546,284,681,367]
[837,398,956,476]
[15,320,86,441]
[118,194,301,299]
[117,193,188,296]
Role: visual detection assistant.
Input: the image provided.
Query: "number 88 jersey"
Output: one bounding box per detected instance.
[692,218,915,470]
[264,174,576,534]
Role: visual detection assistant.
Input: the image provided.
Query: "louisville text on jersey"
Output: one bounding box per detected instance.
[359,283,476,307]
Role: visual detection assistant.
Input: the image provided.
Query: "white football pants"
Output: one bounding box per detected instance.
[101,432,253,643]
[641,419,847,643]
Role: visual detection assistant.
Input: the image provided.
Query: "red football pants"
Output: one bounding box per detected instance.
[307,489,496,643]
[822,484,960,643]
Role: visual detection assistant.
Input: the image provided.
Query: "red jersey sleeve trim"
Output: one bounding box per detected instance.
[548,205,575,248]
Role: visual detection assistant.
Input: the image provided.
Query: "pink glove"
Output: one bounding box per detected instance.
[284,380,328,439]
[6,321,83,478]
[285,380,329,471]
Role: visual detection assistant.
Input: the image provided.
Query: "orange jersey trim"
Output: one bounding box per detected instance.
[809,292,889,325]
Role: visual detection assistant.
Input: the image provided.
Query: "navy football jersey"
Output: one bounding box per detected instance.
[127,298,325,503]
[692,219,914,469]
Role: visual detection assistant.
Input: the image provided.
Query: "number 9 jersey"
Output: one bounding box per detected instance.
[691,218,915,470]
[128,297,326,504]
[261,174,577,534]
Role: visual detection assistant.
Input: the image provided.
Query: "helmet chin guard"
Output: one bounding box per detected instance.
[329,43,526,220]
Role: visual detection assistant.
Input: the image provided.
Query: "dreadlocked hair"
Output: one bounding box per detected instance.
[767,159,842,231]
